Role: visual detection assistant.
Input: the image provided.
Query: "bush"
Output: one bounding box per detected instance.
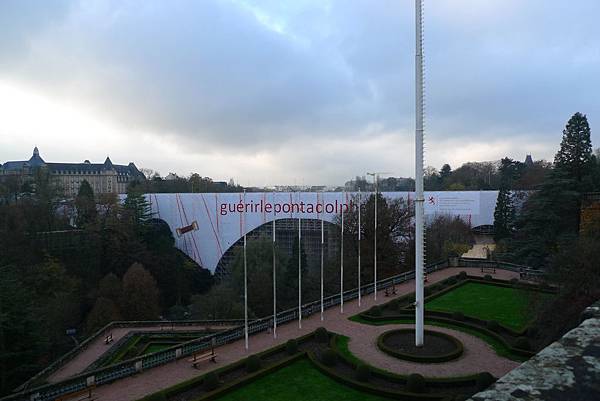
[486,320,500,332]
[203,372,220,391]
[245,355,261,373]
[514,336,530,351]
[526,326,538,338]
[476,372,495,391]
[458,271,467,280]
[446,277,457,285]
[286,339,298,355]
[369,305,382,317]
[143,394,167,401]
[321,348,337,367]
[355,364,371,382]
[406,373,426,393]
[451,311,465,321]
[484,274,493,281]
[315,327,329,343]
[510,277,519,284]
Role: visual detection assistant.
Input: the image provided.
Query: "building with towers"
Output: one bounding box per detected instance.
[0,147,144,197]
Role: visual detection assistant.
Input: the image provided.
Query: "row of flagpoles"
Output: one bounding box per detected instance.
[242,188,383,350]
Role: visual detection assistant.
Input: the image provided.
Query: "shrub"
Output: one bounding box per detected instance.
[458,271,467,280]
[315,327,329,343]
[203,372,220,392]
[486,320,500,332]
[514,336,530,351]
[143,394,167,401]
[286,339,298,355]
[321,348,337,367]
[355,364,371,382]
[451,311,465,321]
[406,373,426,393]
[510,277,519,284]
[526,326,538,338]
[424,287,432,296]
[369,305,382,317]
[484,274,493,281]
[476,372,495,391]
[446,277,457,285]
[245,355,261,373]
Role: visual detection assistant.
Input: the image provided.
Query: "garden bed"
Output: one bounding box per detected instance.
[377,329,463,363]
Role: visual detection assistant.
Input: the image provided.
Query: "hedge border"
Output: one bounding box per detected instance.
[139,331,318,401]
[377,329,464,363]
[331,335,488,386]
[306,351,452,401]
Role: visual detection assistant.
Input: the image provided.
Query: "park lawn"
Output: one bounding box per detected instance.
[215,358,392,401]
[425,282,545,331]
[143,343,178,355]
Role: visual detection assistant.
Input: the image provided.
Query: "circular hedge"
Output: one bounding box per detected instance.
[377,329,464,363]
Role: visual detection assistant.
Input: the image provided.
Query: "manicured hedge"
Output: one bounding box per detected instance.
[377,329,464,363]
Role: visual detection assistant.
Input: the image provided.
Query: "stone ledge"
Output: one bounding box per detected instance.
[468,300,600,401]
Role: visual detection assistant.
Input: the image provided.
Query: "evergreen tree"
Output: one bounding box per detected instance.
[75,180,97,228]
[493,186,515,241]
[123,187,152,226]
[554,112,593,182]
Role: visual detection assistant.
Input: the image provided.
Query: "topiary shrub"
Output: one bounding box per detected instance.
[369,305,382,317]
[458,271,467,280]
[510,277,519,285]
[245,355,261,373]
[315,327,329,343]
[486,320,500,332]
[355,364,371,382]
[406,373,426,393]
[451,311,465,321]
[286,339,298,355]
[484,274,493,281]
[475,372,495,391]
[203,372,220,392]
[446,277,457,285]
[424,287,432,296]
[514,336,530,350]
[321,348,337,367]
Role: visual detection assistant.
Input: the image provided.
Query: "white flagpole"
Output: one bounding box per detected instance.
[358,189,362,307]
[415,0,425,347]
[320,192,324,321]
[340,190,344,313]
[374,176,378,300]
[243,189,248,350]
[272,191,277,339]
[298,190,302,329]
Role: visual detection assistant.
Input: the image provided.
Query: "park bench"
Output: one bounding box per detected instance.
[54,386,95,401]
[104,333,113,345]
[188,349,217,368]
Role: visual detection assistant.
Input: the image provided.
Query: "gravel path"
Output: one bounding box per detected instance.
[59,268,521,401]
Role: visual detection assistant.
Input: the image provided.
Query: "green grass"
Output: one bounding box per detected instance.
[215,358,392,401]
[143,343,178,355]
[348,315,527,362]
[425,282,544,331]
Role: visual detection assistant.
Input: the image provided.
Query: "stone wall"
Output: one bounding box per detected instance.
[469,300,600,401]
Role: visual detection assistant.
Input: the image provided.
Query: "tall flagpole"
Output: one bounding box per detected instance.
[272,191,277,339]
[320,192,324,321]
[374,175,378,300]
[340,190,344,313]
[243,189,248,350]
[358,189,362,307]
[298,190,302,329]
[415,0,425,347]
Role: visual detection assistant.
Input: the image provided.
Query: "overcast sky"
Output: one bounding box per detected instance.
[0,0,598,186]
